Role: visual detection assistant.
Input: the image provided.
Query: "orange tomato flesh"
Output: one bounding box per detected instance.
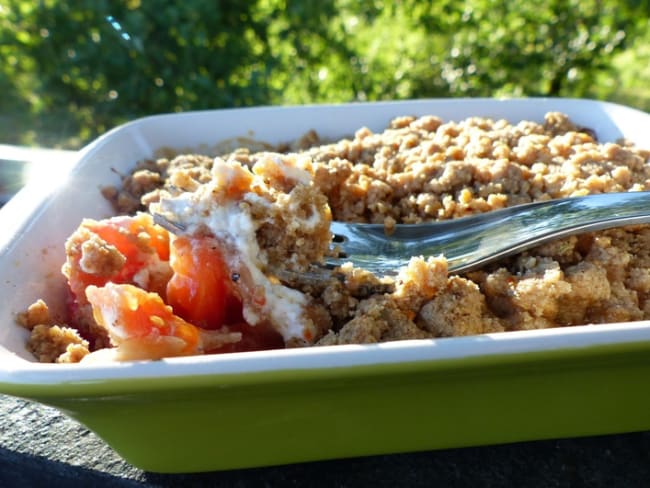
[87,214,170,261]
[65,213,171,302]
[166,236,238,330]
[86,283,202,357]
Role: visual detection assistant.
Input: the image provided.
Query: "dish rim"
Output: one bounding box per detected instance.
[2,322,650,387]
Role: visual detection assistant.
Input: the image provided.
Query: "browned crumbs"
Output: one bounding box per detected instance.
[17,300,90,363]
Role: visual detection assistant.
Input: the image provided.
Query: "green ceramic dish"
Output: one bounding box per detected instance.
[1,99,649,473]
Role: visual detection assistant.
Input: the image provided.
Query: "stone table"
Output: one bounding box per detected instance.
[2,394,650,487]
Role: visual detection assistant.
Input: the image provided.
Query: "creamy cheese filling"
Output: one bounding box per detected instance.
[153,158,318,343]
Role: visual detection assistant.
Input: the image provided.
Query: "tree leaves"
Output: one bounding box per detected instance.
[0,0,648,148]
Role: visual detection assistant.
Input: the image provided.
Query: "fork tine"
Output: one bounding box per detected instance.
[152,213,186,233]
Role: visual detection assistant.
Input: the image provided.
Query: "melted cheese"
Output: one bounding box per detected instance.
[154,159,314,343]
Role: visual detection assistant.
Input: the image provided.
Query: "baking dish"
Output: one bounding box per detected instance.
[1,98,649,473]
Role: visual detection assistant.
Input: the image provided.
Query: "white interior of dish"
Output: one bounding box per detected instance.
[1,98,650,382]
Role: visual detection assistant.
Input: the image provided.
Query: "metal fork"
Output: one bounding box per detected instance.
[328,191,650,275]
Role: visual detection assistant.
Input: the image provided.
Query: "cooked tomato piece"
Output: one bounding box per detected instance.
[166,236,240,330]
[63,213,171,302]
[86,283,202,359]
[86,283,249,360]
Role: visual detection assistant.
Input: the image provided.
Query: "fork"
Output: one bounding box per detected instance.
[328,191,650,275]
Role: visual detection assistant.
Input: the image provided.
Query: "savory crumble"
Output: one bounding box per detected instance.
[18,111,650,362]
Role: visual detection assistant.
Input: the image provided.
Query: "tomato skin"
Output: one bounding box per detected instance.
[224,293,245,324]
[166,236,236,330]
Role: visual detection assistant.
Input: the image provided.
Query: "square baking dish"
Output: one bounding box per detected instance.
[1,98,650,473]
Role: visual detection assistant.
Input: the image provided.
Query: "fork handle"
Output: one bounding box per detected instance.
[332,191,650,275]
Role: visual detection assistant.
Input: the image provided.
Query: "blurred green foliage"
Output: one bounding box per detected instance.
[1,0,649,148]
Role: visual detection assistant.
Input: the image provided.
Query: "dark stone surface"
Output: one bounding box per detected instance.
[2,394,650,487]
